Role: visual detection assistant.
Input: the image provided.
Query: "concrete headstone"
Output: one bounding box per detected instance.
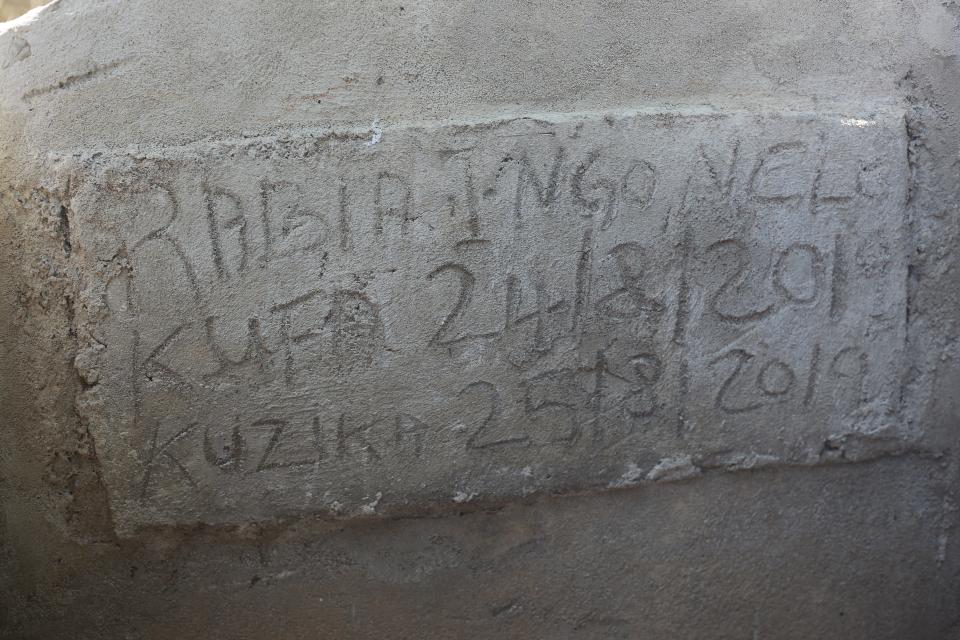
[58,108,909,531]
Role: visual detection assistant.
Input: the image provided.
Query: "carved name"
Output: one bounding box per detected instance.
[68,109,909,531]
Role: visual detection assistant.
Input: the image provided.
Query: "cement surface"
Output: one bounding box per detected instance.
[1,1,959,638]
[65,109,911,531]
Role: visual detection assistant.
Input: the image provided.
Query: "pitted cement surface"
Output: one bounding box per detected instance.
[2,1,959,638]
[56,109,911,530]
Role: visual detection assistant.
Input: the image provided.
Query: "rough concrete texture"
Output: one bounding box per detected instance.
[0,1,958,638]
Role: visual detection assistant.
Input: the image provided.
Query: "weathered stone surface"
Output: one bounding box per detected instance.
[60,109,909,530]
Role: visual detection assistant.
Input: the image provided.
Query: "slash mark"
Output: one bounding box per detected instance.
[23,59,127,100]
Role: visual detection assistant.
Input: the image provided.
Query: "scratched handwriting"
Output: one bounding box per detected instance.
[70,111,909,520]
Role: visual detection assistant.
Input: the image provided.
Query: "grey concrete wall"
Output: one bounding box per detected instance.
[1,1,959,638]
